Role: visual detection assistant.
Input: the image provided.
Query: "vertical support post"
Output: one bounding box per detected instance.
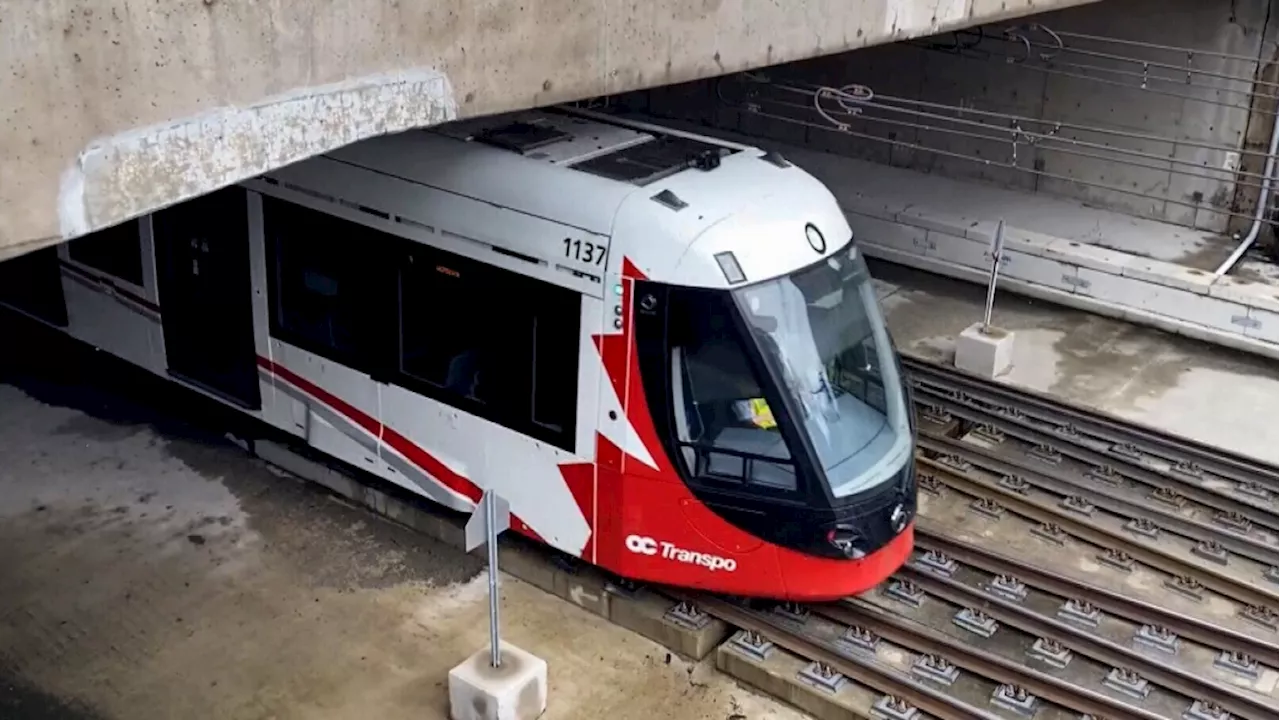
[982,219,1007,333]
[486,493,501,668]
[464,489,510,668]
[450,489,542,720]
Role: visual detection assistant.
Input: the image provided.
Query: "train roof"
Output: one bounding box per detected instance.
[319,106,775,238]
[259,106,852,292]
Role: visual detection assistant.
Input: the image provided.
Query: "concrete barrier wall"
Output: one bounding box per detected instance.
[638,0,1277,235]
[0,0,1101,262]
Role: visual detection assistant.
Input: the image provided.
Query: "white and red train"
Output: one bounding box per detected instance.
[0,107,917,600]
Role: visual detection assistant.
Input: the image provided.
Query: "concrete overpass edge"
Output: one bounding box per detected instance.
[58,67,460,243]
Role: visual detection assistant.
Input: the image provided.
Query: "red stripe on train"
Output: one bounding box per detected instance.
[256,356,550,545]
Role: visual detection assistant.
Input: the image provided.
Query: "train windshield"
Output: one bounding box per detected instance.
[732,243,911,497]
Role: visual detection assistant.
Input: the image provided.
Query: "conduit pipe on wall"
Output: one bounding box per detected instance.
[1215,121,1279,277]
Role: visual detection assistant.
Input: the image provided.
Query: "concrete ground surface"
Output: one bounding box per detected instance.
[872,260,1279,465]
[0,330,804,720]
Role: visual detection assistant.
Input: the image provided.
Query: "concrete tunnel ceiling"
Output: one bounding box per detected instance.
[0,0,1104,262]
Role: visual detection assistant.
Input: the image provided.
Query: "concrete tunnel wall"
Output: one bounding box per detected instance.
[629,0,1278,235]
[0,0,1103,263]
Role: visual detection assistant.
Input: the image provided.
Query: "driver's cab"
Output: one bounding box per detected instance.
[633,233,917,561]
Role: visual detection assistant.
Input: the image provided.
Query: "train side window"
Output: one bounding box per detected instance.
[396,248,579,450]
[66,219,145,287]
[264,196,382,369]
[530,312,575,435]
[398,254,523,406]
[666,290,798,492]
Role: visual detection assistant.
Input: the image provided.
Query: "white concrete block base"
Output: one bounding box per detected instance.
[954,322,1015,378]
[448,642,548,720]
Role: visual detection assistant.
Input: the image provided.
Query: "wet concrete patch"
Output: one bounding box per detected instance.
[0,313,241,448]
[1171,233,1235,272]
[2,310,482,592]
[0,389,492,720]
[872,257,1274,387]
[866,259,1278,462]
[0,671,106,720]
[1041,319,1157,403]
[1112,365,1280,466]
[1041,315,1276,414]
[51,413,148,444]
[167,434,485,590]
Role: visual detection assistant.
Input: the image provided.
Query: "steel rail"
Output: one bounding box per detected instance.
[914,392,1279,530]
[911,376,1280,527]
[920,457,1279,609]
[894,565,1277,720]
[823,601,1161,720]
[681,593,996,720]
[916,433,1279,564]
[916,389,1274,530]
[903,357,1278,491]
[913,526,1279,659]
[909,382,1279,502]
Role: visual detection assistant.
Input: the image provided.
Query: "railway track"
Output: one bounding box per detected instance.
[904,357,1279,530]
[680,361,1279,720]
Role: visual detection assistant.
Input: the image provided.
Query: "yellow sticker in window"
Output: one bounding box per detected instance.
[746,397,777,429]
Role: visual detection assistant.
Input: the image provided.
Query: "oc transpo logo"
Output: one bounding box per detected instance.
[624,534,738,572]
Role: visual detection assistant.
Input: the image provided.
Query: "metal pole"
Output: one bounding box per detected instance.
[1214,121,1279,277]
[486,494,501,668]
[982,219,1007,333]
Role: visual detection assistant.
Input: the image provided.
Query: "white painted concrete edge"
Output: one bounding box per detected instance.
[842,195,1278,312]
[811,168,1279,355]
[855,207,1280,358]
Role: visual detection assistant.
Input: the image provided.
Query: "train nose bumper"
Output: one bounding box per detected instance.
[778,521,915,601]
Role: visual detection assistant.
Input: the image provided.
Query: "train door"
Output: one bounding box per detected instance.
[153,186,262,410]
[0,245,68,327]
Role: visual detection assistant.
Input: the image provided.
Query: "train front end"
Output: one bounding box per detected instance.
[616,160,918,601]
